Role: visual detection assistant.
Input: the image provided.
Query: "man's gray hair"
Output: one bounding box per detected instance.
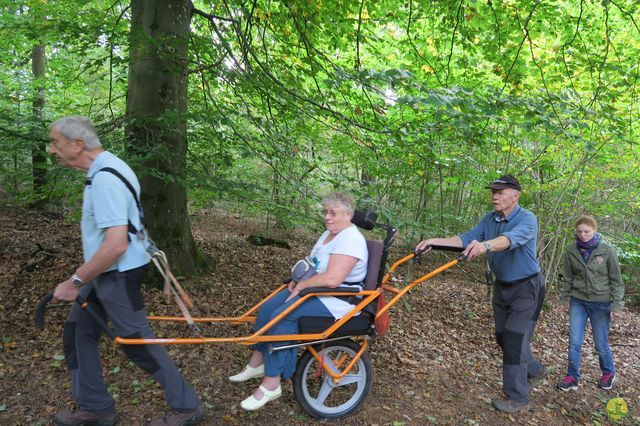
[322,192,355,213]
[50,116,101,150]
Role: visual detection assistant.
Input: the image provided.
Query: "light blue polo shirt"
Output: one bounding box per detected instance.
[82,151,150,272]
[459,205,541,282]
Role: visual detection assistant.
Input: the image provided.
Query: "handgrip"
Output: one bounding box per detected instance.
[415,245,465,256]
[35,292,54,330]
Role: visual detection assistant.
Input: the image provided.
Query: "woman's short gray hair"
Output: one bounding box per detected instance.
[322,192,355,213]
[50,116,102,150]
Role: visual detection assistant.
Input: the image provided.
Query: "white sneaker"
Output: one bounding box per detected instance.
[240,385,282,411]
[228,364,265,382]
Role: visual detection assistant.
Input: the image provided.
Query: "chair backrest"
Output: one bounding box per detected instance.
[363,240,384,290]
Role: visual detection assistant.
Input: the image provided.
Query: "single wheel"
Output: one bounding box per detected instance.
[293,339,373,419]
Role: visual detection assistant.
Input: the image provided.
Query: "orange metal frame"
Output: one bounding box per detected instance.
[307,340,368,384]
[100,252,462,380]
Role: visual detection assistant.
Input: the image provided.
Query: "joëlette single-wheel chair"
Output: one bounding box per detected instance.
[36,209,466,420]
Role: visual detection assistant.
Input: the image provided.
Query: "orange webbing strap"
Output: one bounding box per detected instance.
[151,249,199,333]
[314,341,326,378]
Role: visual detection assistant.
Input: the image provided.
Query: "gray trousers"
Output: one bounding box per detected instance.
[63,265,200,413]
[492,273,546,403]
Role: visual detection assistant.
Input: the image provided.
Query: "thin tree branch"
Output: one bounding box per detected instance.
[445,0,464,87]
[561,0,584,107]
[609,0,640,36]
[107,2,130,121]
[192,6,236,23]
[355,0,365,71]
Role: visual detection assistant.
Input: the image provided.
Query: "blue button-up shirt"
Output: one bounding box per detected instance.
[459,205,541,282]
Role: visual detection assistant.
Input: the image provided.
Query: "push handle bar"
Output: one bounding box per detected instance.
[414,244,464,256]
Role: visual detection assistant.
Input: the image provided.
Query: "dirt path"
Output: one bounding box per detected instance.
[1,207,638,425]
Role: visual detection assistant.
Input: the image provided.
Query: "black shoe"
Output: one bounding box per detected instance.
[491,399,530,413]
[528,365,552,388]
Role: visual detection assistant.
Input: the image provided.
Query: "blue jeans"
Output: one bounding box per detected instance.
[252,289,333,379]
[567,297,615,380]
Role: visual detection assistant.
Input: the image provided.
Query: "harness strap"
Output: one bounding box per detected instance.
[151,249,199,333]
[314,341,326,378]
[85,167,145,240]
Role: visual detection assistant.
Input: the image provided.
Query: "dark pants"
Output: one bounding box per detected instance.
[492,273,546,403]
[63,265,200,413]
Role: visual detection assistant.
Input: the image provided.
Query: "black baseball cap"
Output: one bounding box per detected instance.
[486,174,522,191]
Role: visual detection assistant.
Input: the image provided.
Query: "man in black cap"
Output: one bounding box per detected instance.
[416,174,548,413]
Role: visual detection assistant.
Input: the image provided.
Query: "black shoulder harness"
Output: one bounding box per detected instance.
[85,167,146,240]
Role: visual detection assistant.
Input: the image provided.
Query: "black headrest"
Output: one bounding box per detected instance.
[352,209,377,230]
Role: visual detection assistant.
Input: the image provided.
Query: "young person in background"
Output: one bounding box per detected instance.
[557,215,624,391]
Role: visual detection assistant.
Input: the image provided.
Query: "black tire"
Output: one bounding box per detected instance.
[293,339,373,420]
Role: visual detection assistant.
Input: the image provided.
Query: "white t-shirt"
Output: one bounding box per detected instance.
[309,225,368,318]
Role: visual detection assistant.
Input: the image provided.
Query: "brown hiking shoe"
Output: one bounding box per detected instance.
[52,409,116,426]
[149,404,206,426]
[491,398,530,413]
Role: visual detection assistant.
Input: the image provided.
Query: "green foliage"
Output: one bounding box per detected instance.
[50,353,65,369]
[130,378,155,393]
[614,233,640,306]
[0,0,638,300]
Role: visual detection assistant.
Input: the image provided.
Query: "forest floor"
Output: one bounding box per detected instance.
[1,206,639,426]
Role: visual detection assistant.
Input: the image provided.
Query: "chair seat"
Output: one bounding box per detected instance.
[298,315,374,337]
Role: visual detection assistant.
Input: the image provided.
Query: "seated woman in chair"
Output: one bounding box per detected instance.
[229,192,369,410]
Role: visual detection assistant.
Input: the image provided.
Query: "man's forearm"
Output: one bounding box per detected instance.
[415,235,463,253]
[484,235,511,252]
[430,236,464,248]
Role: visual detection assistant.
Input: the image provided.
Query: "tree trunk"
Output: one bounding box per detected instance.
[31,43,47,201]
[125,0,207,277]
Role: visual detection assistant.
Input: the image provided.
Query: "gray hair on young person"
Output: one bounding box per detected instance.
[50,116,102,150]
